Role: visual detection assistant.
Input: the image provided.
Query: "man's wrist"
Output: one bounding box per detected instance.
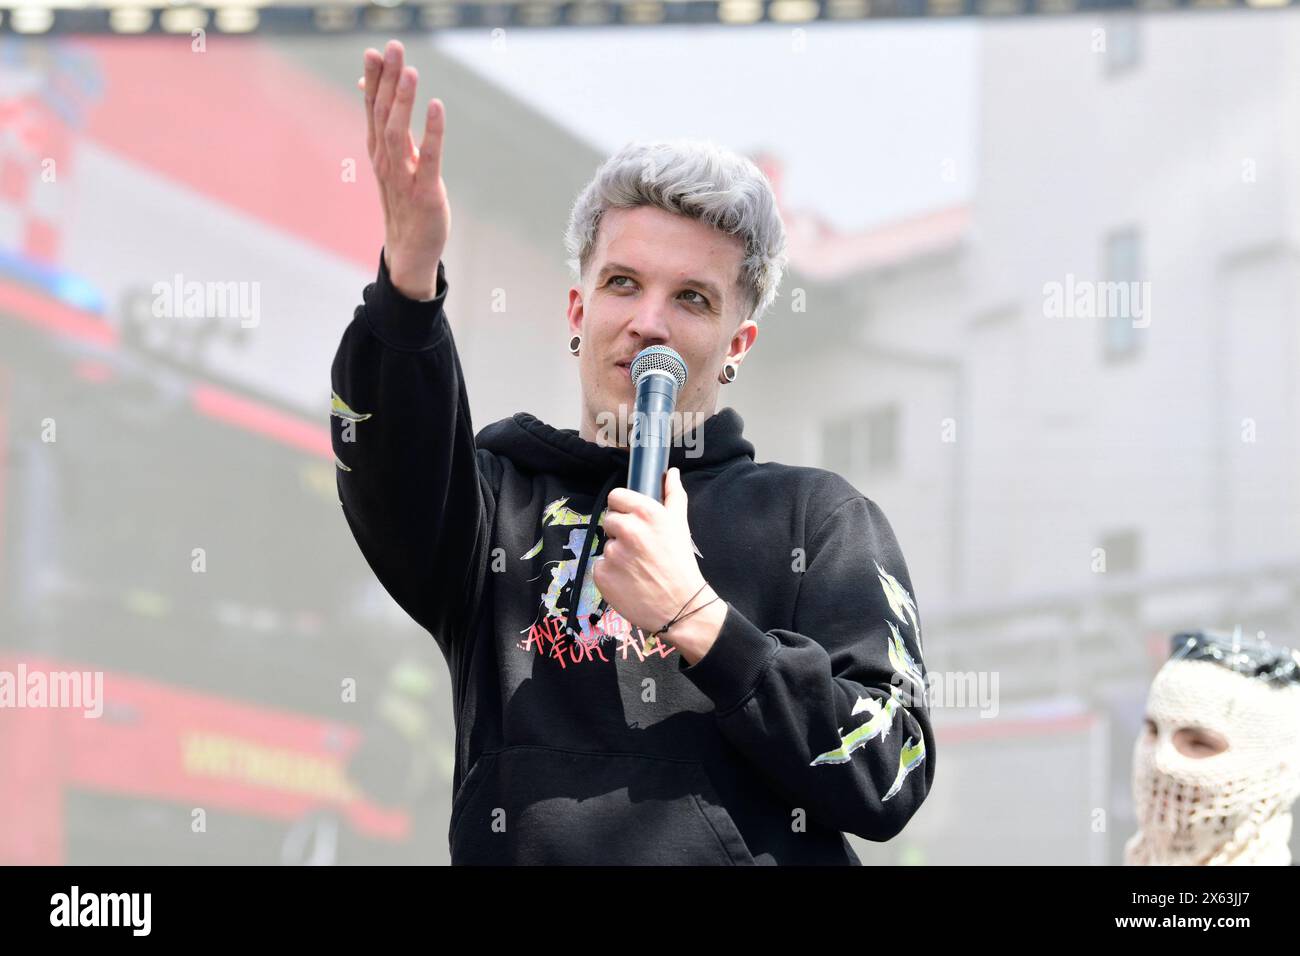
[663,585,727,666]
[390,266,441,302]
[382,246,443,302]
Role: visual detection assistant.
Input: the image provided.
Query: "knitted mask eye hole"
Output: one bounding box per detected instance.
[1174,726,1230,758]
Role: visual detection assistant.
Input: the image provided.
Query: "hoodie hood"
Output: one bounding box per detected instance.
[475,405,756,481]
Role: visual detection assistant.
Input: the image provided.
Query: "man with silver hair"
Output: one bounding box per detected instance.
[332,39,935,865]
[1126,630,1300,865]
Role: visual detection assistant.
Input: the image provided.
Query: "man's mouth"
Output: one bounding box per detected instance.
[615,361,632,381]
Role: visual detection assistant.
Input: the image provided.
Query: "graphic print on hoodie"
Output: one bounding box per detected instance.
[519,488,704,664]
[331,248,937,865]
[523,492,624,659]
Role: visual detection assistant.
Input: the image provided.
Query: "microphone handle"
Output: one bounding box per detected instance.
[627,373,677,502]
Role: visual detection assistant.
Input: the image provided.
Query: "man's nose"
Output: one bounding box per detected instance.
[627,300,672,344]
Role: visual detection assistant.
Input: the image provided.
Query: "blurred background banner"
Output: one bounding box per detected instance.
[0,2,1290,38]
[1,6,1298,864]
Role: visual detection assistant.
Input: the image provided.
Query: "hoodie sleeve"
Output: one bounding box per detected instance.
[677,494,934,843]
[330,247,494,653]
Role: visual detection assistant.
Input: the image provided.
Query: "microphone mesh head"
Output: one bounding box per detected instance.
[630,346,688,390]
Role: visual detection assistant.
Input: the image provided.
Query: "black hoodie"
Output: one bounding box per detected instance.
[330,248,936,865]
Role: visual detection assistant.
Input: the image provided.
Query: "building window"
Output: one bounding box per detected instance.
[821,405,900,479]
[1103,16,1141,76]
[1098,529,1141,575]
[1102,227,1144,363]
[821,417,855,479]
[1097,528,1141,619]
[865,405,899,474]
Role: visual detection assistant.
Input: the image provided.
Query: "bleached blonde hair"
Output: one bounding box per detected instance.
[564,138,789,325]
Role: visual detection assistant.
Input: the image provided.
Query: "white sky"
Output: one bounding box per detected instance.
[434,21,979,233]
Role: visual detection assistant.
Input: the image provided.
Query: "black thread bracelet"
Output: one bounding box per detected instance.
[650,583,721,638]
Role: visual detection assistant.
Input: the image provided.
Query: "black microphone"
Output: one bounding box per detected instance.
[627,346,688,503]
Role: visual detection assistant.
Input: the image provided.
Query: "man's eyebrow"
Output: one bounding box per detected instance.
[598,262,725,304]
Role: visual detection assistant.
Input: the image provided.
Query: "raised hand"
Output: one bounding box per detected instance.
[359,40,450,301]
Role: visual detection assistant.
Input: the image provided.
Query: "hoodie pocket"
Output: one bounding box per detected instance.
[449,745,756,865]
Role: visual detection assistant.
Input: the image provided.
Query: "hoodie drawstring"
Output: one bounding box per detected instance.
[565,470,621,640]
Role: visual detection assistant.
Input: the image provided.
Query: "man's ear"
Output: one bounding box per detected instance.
[727,319,759,364]
[567,285,585,337]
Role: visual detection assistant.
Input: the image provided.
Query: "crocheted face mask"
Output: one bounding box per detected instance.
[1125,658,1300,866]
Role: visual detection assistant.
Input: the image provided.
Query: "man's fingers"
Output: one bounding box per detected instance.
[415,98,445,188]
[372,39,404,171]
[601,512,627,541]
[362,47,382,160]
[606,488,655,517]
[385,65,419,174]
